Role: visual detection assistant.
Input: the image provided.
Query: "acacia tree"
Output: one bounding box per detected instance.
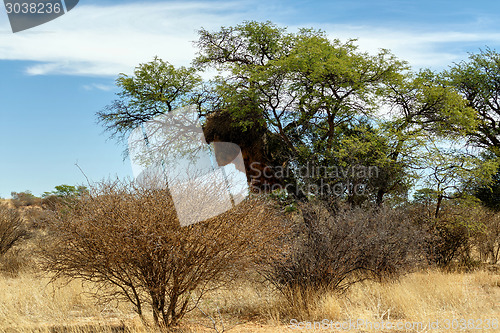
[41,180,286,328]
[371,68,479,205]
[98,21,480,205]
[420,141,498,218]
[197,22,482,204]
[194,22,409,200]
[97,57,202,141]
[444,49,500,156]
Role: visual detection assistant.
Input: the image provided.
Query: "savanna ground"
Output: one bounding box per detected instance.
[1,199,499,333]
[0,269,498,332]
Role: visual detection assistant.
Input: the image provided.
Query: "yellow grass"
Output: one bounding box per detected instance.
[0,273,136,331]
[0,199,13,209]
[0,270,498,332]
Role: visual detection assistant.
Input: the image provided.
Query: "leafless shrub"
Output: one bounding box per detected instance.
[10,191,41,208]
[40,180,286,329]
[472,209,500,265]
[423,202,488,269]
[262,201,425,310]
[0,204,27,258]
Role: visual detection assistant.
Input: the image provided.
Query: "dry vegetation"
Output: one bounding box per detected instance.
[39,180,286,328]
[0,270,498,332]
[0,189,499,332]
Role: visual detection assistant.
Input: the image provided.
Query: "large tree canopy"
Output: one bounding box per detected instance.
[98,21,485,205]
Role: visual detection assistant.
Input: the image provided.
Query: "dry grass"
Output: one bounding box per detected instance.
[1,270,497,332]
[0,273,136,330]
[0,199,13,208]
[322,270,499,331]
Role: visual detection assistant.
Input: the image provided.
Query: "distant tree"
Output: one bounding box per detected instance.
[42,184,87,198]
[41,184,88,210]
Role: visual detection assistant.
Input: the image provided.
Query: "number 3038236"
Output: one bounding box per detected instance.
[5,2,62,14]
[442,318,499,330]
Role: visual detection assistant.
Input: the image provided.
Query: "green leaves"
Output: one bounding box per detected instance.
[117,57,201,111]
[98,57,202,139]
[443,48,500,154]
[43,184,88,198]
[195,21,291,69]
[385,69,477,138]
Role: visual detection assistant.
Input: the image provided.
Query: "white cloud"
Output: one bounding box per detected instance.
[83,83,115,91]
[1,2,500,76]
[0,1,251,76]
[294,24,500,70]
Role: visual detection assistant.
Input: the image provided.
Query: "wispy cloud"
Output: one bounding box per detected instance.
[83,83,115,91]
[0,1,251,76]
[317,25,500,69]
[1,1,499,76]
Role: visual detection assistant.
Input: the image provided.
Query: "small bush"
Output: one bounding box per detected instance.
[263,201,425,310]
[424,202,490,269]
[0,204,27,257]
[475,211,500,264]
[10,190,41,208]
[0,248,30,276]
[41,180,286,328]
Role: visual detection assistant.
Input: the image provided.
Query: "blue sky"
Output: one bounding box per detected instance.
[1,0,500,197]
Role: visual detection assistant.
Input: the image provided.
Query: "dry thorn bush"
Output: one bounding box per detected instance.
[0,204,28,276]
[40,179,287,329]
[262,200,427,315]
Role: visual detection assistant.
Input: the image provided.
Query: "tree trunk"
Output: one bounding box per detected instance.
[435,195,443,218]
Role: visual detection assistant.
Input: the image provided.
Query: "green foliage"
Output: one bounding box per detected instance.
[42,184,88,211]
[444,48,500,155]
[387,70,477,137]
[474,166,500,211]
[43,184,88,198]
[413,188,440,205]
[97,57,202,140]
